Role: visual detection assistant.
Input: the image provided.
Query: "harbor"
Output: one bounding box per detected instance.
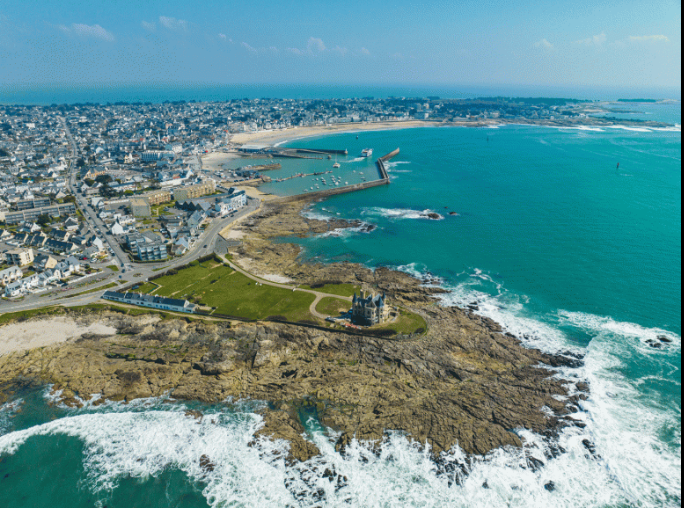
[222,136,400,200]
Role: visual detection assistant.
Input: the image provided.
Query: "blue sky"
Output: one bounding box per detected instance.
[0,0,680,89]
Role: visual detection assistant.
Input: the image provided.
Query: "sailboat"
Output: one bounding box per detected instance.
[333,154,340,169]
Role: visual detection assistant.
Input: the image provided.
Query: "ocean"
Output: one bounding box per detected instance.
[0,101,680,507]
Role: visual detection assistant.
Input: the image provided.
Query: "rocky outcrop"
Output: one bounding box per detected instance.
[0,308,584,459]
[0,199,587,462]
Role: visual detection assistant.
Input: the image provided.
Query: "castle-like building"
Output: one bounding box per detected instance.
[352,291,389,326]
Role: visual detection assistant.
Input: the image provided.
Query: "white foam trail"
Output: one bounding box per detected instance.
[0,399,23,435]
[302,208,332,222]
[607,125,653,133]
[0,408,301,506]
[558,311,681,351]
[557,126,606,132]
[317,222,375,239]
[362,207,445,221]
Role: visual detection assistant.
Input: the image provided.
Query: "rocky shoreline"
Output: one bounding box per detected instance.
[0,199,589,464]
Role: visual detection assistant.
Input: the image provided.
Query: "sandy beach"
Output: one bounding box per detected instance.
[228,120,443,147]
[0,317,118,356]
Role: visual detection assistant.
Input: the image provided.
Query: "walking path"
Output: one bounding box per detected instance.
[218,254,351,319]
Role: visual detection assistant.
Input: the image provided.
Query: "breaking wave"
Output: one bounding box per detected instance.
[362,207,445,221]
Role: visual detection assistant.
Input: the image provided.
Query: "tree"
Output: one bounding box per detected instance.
[37,214,51,226]
[95,174,112,184]
[0,148,9,157]
[76,158,85,168]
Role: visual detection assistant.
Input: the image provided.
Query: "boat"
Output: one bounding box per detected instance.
[361,148,373,158]
[333,162,340,169]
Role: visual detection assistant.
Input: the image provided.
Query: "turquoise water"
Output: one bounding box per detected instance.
[0,104,680,507]
[0,84,680,105]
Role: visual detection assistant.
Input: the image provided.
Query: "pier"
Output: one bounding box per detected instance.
[291,148,349,156]
[376,148,400,180]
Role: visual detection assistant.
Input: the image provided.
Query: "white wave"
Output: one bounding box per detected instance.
[362,207,445,221]
[317,222,375,239]
[385,161,412,172]
[302,208,332,222]
[650,126,682,132]
[0,399,23,435]
[343,157,365,163]
[607,125,653,133]
[557,126,606,132]
[558,311,681,351]
[1,396,677,508]
[0,407,303,506]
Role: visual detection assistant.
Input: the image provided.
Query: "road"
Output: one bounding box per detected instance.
[0,199,260,314]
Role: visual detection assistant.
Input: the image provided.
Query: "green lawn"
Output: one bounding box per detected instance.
[0,306,64,326]
[299,283,360,298]
[142,260,318,322]
[107,265,119,272]
[316,297,351,317]
[374,309,428,336]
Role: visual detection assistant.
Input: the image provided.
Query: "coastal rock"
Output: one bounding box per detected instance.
[0,200,584,463]
[0,307,576,459]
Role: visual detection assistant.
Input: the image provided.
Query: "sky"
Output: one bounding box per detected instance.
[0,0,680,90]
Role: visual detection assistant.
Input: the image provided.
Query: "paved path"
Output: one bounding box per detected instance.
[219,255,352,319]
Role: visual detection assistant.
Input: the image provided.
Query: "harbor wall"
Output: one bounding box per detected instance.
[278,178,389,203]
[376,148,400,180]
[292,148,349,155]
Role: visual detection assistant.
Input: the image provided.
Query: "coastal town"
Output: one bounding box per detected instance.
[0,96,673,307]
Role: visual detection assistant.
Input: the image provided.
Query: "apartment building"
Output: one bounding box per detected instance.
[173,181,215,201]
[6,248,35,267]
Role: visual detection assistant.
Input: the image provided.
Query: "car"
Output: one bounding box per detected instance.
[203,245,208,248]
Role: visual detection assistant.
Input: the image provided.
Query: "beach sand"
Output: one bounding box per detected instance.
[229,120,443,147]
[0,317,118,356]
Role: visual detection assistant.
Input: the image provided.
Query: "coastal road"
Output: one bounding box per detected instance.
[0,200,261,314]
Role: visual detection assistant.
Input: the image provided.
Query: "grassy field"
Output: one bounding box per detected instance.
[106,265,119,272]
[316,297,351,317]
[299,283,360,298]
[138,260,318,322]
[375,309,428,336]
[0,306,63,326]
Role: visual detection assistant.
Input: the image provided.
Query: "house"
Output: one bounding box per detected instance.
[0,266,22,287]
[49,229,72,242]
[171,237,191,256]
[34,253,58,271]
[187,210,206,229]
[54,256,82,277]
[25,233,48,248]
[351,291,390,326]
[0,229,14,240]
[103,291,197,313]
[45,239,79,254]
[111,221,126,236]
[18,222,42,233]
[64,217,80,231]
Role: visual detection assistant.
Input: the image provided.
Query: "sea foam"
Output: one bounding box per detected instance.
[362,207,445,221]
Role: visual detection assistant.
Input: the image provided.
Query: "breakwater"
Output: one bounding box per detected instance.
[376,148,400,180]
[278,178,390,203]
[291,148,349,155]
[271,152,324,160]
